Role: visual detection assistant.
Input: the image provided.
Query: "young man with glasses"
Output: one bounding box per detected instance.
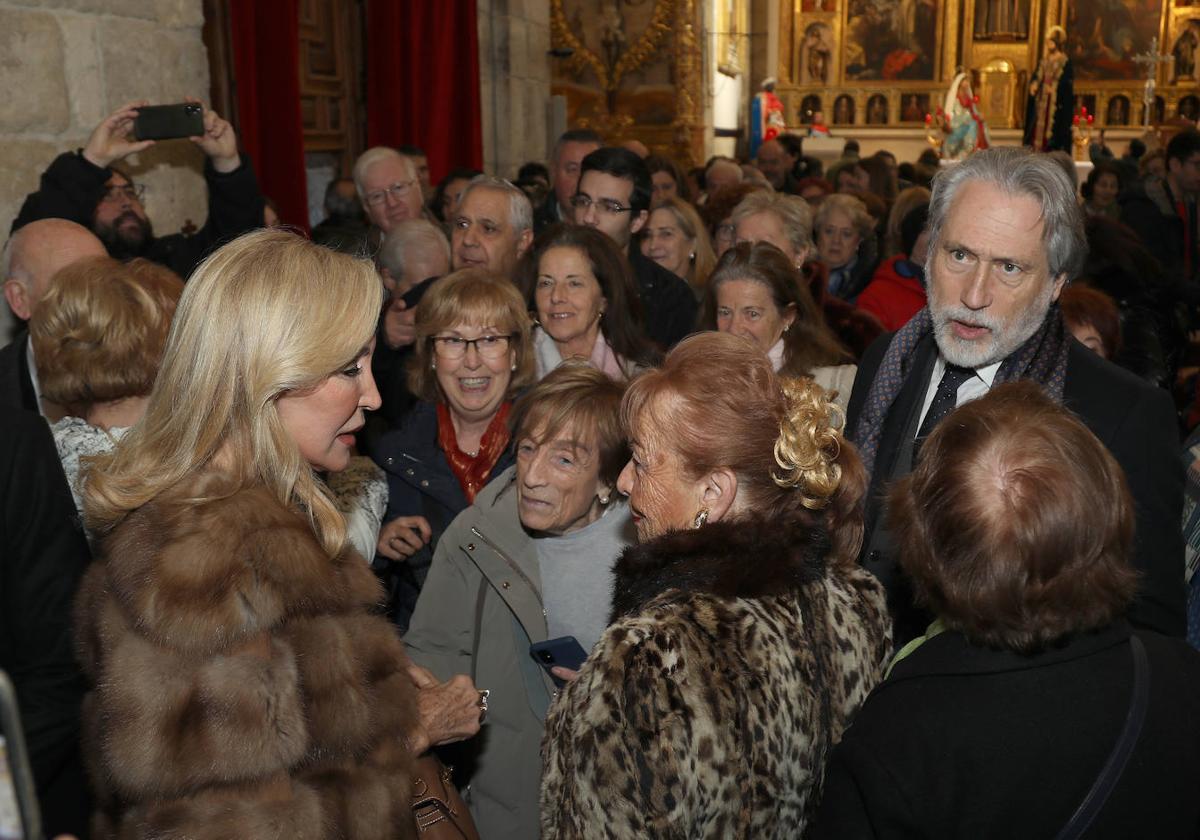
[573,147,696,349]
[12,99,264,280]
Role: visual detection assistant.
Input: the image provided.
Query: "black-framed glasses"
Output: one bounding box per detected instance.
[364,180,417,206]
[569,194,633,215]
[102,183,145,203]
[431,333,516,360]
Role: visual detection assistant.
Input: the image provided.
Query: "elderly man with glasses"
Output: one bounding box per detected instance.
[11,99,264,281]
[353,146,426,240]
[573,146,696,349]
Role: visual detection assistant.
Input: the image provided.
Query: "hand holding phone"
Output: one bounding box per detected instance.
[132,103,205,141]
[529,637,588,688]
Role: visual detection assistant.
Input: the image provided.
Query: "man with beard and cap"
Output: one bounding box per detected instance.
[845,147,1185,646]
[12,100,263,281]
[1,219,107,414]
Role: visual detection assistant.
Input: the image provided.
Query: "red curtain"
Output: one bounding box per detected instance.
[366,0,484,184]
[230,1,309,233]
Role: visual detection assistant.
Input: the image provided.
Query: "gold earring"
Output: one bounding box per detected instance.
[599,495,610,505]
[692,509,709,529]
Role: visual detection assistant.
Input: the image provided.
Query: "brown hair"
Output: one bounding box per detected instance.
[700,182,769,239]
[700,242,850,375]
[621,331,865,564]
[514,223,658,367]
[408,268,534,402]
[645,154,694,203]
[510,362,629,487]
[883,186,931,257]
[31,256,183,412]
[860,154,899,207]
[889,381,1137,653]
[1059,284,1122,359]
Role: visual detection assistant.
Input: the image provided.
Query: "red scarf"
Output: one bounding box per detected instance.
[437,401,511,504]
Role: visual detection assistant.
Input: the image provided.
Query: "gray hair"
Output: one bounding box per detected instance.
[378,219,451,278]
[352,147,415,198]
[458,175,533,234]
[730,190,814,256]
[926,147,1086,281]
[814,193,874,241]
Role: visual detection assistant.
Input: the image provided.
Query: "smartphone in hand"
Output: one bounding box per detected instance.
[133,103,204,141]
[529,636,588,688]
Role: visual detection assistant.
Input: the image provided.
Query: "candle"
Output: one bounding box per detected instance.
[925,113,932,123]
[1073,114,1080,125]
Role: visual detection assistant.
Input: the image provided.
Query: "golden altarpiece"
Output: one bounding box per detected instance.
[549,0,1199,164]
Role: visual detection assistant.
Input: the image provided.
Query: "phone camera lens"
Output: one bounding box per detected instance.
[538,651,553,663]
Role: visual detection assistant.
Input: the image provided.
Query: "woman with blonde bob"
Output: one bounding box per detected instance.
[639,196,716,296]
[540,331,891,838]
[75,229,478,838]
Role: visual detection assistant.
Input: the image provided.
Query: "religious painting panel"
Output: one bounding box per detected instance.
[833,94,856,124]
[844,0,939,81]
[1105,93,1131,124]
[866,93,889,123]
[716,0,749,75]
[800,94,824,122]
[800,22,836,84]
[1180,94,1200,120]
[1171,18,1200,82]
[1140,95,1166,123]
[972,0,1031,40]
[1064,0,1166,80]
[899,92,932,121]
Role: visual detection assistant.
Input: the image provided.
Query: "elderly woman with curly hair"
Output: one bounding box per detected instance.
[811,382,1200,839]
[540,331,891,838]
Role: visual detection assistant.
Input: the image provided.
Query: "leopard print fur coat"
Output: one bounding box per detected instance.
[540,515,891,839]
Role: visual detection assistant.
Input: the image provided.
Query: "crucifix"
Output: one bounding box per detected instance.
[1133,37,1173,129]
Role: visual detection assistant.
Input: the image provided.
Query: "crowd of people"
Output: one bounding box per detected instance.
[2,96,1200,839]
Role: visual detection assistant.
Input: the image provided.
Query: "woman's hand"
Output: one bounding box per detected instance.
[551,666,581,683]
[407,664,483,755]
[376,515,432,561]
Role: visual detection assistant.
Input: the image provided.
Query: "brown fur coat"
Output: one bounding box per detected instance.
[73,473,418,839]
[540,515,891,839]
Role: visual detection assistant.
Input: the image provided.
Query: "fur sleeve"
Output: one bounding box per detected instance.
[540,618,693,840]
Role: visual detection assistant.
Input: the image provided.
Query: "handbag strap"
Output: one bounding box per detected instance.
[1054,635,1150,840]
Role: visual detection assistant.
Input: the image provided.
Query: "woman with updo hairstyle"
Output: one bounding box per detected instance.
[811,382,1200,839]
[515,223,658,381]
[74,229,476,837]
[700,241,855,408]
[540,331,891,838]
[31,256,182,513]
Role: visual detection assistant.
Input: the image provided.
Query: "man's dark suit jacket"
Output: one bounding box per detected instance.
[845,332,1186,643]
[0,331,37,414]
[1,410,92,836]
[627,246,697,350]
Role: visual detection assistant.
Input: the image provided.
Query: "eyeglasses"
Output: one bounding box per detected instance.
[715,223,736,243]
[102,183,146,203]
[431,334,516,360]
[569,194,633,216]
[364,180,417,206]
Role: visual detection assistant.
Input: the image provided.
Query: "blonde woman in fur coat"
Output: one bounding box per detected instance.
[73,230,481,839]
[540,332,892,838]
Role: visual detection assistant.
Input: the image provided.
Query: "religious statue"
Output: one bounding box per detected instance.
[942,73,991,159]
[1174,24,1198,82]
[809,111,831,137]
[1024,26,1074,152]
[800,23,834,85]
[750,78,787,158]
[973,0,1029,40]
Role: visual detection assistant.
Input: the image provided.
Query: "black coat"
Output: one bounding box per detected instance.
[627,245,697,350]
[0,331,36,413]
[846,333,1185,643]
[13,151,265,281]
[0,409,92,836]
[808,622,1200,839]
[371,401,515,633]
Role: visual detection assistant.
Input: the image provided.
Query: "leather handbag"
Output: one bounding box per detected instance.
[412,753,481,840]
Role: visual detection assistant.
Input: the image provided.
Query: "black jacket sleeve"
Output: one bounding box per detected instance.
[147,154,265,279]
[0,410,92,834]
[11,151,111,233]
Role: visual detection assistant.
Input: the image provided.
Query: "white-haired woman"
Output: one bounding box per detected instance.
[74,229,481,838]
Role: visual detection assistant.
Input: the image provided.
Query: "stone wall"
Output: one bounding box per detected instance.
[0,0,210,242]
[477,0,553,178]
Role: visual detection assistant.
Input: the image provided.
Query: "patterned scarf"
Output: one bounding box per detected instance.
[853,305,1070,477]
[437,401,512,504]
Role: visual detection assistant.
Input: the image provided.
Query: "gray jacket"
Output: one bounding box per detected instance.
[404,466,557,840]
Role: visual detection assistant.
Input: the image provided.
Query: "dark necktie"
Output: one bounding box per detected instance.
[916,364,974,446]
